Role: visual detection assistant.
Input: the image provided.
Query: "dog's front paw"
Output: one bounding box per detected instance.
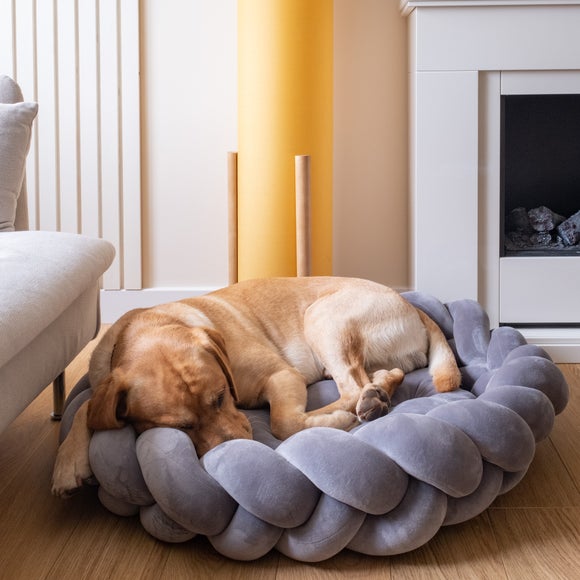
[356,385,391,422]
[51,447,93,499]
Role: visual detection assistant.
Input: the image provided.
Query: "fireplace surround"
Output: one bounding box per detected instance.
[401,0,580,362]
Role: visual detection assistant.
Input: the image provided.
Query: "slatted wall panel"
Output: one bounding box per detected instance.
[0,0,141,289]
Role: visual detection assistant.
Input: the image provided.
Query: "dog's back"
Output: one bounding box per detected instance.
[182,277,459,393]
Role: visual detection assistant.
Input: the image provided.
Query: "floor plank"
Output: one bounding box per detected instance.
[550,364,580,493]
[160,536,279,579]
[489,507,580,580]
[0,426,95,579]
[390,513,507,580]
[491,437,580,509]
[45,499,170,580]
[0,386,55,496]
[276,550,390,579]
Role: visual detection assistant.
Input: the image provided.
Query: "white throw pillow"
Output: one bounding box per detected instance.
[0,101,38,232]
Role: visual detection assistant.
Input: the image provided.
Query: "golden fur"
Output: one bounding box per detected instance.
[52,277,461,497]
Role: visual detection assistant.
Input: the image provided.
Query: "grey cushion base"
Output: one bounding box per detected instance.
[59,294,570,562]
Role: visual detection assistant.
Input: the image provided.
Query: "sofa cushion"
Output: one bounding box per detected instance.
[1,74,31,231]
[0,231,115,369]
[0,75,24,103]
[0,101,38,231]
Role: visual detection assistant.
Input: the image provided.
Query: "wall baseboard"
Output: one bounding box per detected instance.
[100,288,218,323]
[518,327,580,364]
[101,288,579,362]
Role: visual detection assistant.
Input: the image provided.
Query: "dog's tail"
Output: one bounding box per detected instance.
[417,309,462,393]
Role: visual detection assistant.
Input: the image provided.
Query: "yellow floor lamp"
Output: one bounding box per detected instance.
[230,0,333,283]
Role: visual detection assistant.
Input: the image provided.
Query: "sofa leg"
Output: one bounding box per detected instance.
[51,372,65,420]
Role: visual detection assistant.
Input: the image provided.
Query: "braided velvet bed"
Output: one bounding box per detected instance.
[58,293,569,562]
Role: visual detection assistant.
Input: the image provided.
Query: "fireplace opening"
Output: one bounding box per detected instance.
[501,94,580,257]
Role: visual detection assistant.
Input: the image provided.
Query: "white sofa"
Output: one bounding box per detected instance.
[0,75,115,433]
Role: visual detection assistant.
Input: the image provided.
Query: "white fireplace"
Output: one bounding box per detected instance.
[401,0,580,362]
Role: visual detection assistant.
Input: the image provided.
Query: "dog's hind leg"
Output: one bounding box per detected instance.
[305,355,403,423]
[300,325,398,423]
[302,290,408,423]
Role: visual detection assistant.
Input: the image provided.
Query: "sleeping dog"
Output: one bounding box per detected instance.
[52,276,461,497]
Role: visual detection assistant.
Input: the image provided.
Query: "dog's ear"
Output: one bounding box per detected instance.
[88,308,146,388]
[196,327,239,402]
[87,371,128,430]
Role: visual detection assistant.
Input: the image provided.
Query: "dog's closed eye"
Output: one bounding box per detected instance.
[215,390,225,409]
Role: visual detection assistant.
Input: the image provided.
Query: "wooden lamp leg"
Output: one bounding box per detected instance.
[295,155,311,277]
[228,151,238,285]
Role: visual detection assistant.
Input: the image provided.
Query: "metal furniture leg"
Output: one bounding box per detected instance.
[51,372,65,420]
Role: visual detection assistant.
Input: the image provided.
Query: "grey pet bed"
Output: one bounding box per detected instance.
[59,293,569,562]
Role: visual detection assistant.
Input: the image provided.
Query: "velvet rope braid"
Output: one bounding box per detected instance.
[58,293,569,562]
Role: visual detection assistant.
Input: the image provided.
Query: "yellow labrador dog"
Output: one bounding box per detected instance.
[52,277,461,497]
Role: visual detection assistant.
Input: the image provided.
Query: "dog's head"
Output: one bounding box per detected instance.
[86,306,252,456]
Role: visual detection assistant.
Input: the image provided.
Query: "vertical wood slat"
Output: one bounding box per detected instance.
[3,0,142,290]
[35,0,59,232]
[99,0,121,289]
[0,0,15,78]
[14,0,37,230]
[57,0,79,234]
[77,0,101,241]
[119,0,141,290]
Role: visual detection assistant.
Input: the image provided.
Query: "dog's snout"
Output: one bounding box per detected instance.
[191,409,253,457]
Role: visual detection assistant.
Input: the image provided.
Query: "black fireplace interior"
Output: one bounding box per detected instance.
[501,94,580,256]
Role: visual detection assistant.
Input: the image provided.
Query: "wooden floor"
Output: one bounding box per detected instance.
[1,331,579,579]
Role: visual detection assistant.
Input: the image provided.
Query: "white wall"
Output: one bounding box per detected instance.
[140,0,238,290]
[334,0,409,289]
[114,0,408,321]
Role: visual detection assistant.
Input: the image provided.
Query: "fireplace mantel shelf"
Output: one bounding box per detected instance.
[400,0,580,16]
